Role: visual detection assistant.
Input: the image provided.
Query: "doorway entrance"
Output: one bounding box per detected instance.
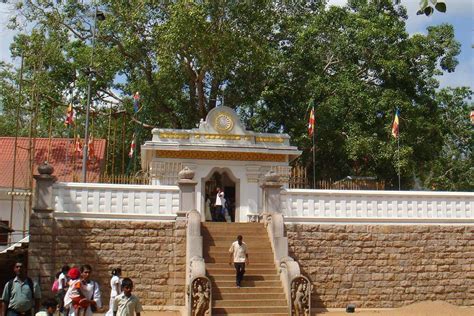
[203,168,238,222]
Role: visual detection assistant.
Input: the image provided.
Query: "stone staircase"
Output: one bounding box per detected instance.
[202,222,288,315]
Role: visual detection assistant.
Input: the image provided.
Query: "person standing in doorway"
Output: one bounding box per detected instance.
[1,261,41,316]
[228,235,249,288]
[214,187,226,222]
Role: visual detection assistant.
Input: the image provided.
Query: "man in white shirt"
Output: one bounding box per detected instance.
[214,187,225,222]
[228,235,249,288]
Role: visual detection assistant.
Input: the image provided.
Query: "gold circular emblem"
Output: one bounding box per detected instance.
[214,113,234,132]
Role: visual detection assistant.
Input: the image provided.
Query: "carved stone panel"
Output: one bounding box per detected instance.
[290,276,311,316]
[190,277,211,316]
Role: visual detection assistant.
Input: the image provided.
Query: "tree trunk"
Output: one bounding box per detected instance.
[196,70,207,119]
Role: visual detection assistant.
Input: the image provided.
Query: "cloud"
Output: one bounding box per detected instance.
[326,0,347,7]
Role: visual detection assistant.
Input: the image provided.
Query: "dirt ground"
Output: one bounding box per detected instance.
[317,301,473,316]
[139,301,473,315]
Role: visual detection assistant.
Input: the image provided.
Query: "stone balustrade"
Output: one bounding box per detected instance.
[281,189,474,223]
[52,182,180,219]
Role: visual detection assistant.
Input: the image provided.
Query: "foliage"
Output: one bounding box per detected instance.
[420,87,473,190]
[0,0,470,190]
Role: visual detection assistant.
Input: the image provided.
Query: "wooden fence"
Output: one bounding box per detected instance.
[95,165,384,190]
[287,165,385,190]
[99,173,150,185]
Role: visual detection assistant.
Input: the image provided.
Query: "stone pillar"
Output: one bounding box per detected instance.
[260,171,283,214]
[177,167,198,216]
[30,163,57,297]
[33,162,57,213]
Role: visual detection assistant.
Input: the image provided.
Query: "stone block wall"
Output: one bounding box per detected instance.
[286,224,473,308]
[28,213,186,310]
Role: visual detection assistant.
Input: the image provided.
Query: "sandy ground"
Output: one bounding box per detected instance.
[137,301,473,315]
[318,301,473,316]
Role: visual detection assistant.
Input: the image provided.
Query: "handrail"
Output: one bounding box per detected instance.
[186,210,211,315]
[262,212,311,314]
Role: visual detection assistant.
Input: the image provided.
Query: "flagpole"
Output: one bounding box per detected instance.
[397,133,401,191]
[312,123,316,189]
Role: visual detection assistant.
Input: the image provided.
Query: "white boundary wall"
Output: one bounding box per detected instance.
[53,182,179,220]
[281,189,474,224]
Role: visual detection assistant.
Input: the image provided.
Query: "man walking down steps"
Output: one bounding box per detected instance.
[228,235,249,288]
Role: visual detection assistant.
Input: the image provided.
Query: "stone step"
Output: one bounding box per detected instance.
[212,280,282,287]
[204,240,271,247]
[204,253,274,262]
[213,292,286,300]
[212,306,288,314]
[207,263,275,269]
[203,222,288,313]
[202,225,266,235]
[214,299,287,307]
[202,222,264,228]
[202,235,271,242]
[205,246,273,252]
[201,229,268,237]
[214,286,284,294]
[210,274,280,281]
[207,267,277,275]
[214,314,287,316]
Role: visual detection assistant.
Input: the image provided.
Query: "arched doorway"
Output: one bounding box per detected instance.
[202,168,239,222]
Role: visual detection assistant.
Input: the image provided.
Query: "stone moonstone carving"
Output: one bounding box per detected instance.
[290,276,311,316]
[190,277,211,316]
[214,113,234,132]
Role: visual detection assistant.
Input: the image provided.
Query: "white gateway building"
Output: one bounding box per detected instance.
[140,106,301,222]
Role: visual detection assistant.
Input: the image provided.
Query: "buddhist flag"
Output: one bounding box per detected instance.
[74,136,82,156]
[133,92,140,113]
[128,135,136,158]
[65,104,74,126]
[308,107,315,136]
[88,136,95,159]
[391,109,400,138]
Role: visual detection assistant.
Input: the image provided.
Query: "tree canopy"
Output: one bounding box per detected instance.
[0,0,471,190]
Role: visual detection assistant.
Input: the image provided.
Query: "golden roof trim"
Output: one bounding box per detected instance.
[156,150,286,162]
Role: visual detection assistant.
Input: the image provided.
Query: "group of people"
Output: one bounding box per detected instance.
[1,262,142,316]
[1,235,250,316]
[205,187,234,222]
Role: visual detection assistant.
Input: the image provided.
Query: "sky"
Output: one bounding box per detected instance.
[0,0,473,92]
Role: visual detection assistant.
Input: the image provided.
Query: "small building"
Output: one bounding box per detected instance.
[0,137,106,251]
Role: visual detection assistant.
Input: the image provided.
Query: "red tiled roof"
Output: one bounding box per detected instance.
[0,137,106,188]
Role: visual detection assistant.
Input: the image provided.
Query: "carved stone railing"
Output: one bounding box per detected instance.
[186,210,211,315]
[179,166,211,315]
[260,171,311,313]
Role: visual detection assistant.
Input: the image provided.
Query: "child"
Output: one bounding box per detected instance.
[113,278,142,316]
[64,267,89,316]
[35,298,58,316]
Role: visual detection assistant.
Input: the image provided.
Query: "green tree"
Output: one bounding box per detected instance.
[421,87,473,190]
[246,0,462,188]
[0,0,469,189]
